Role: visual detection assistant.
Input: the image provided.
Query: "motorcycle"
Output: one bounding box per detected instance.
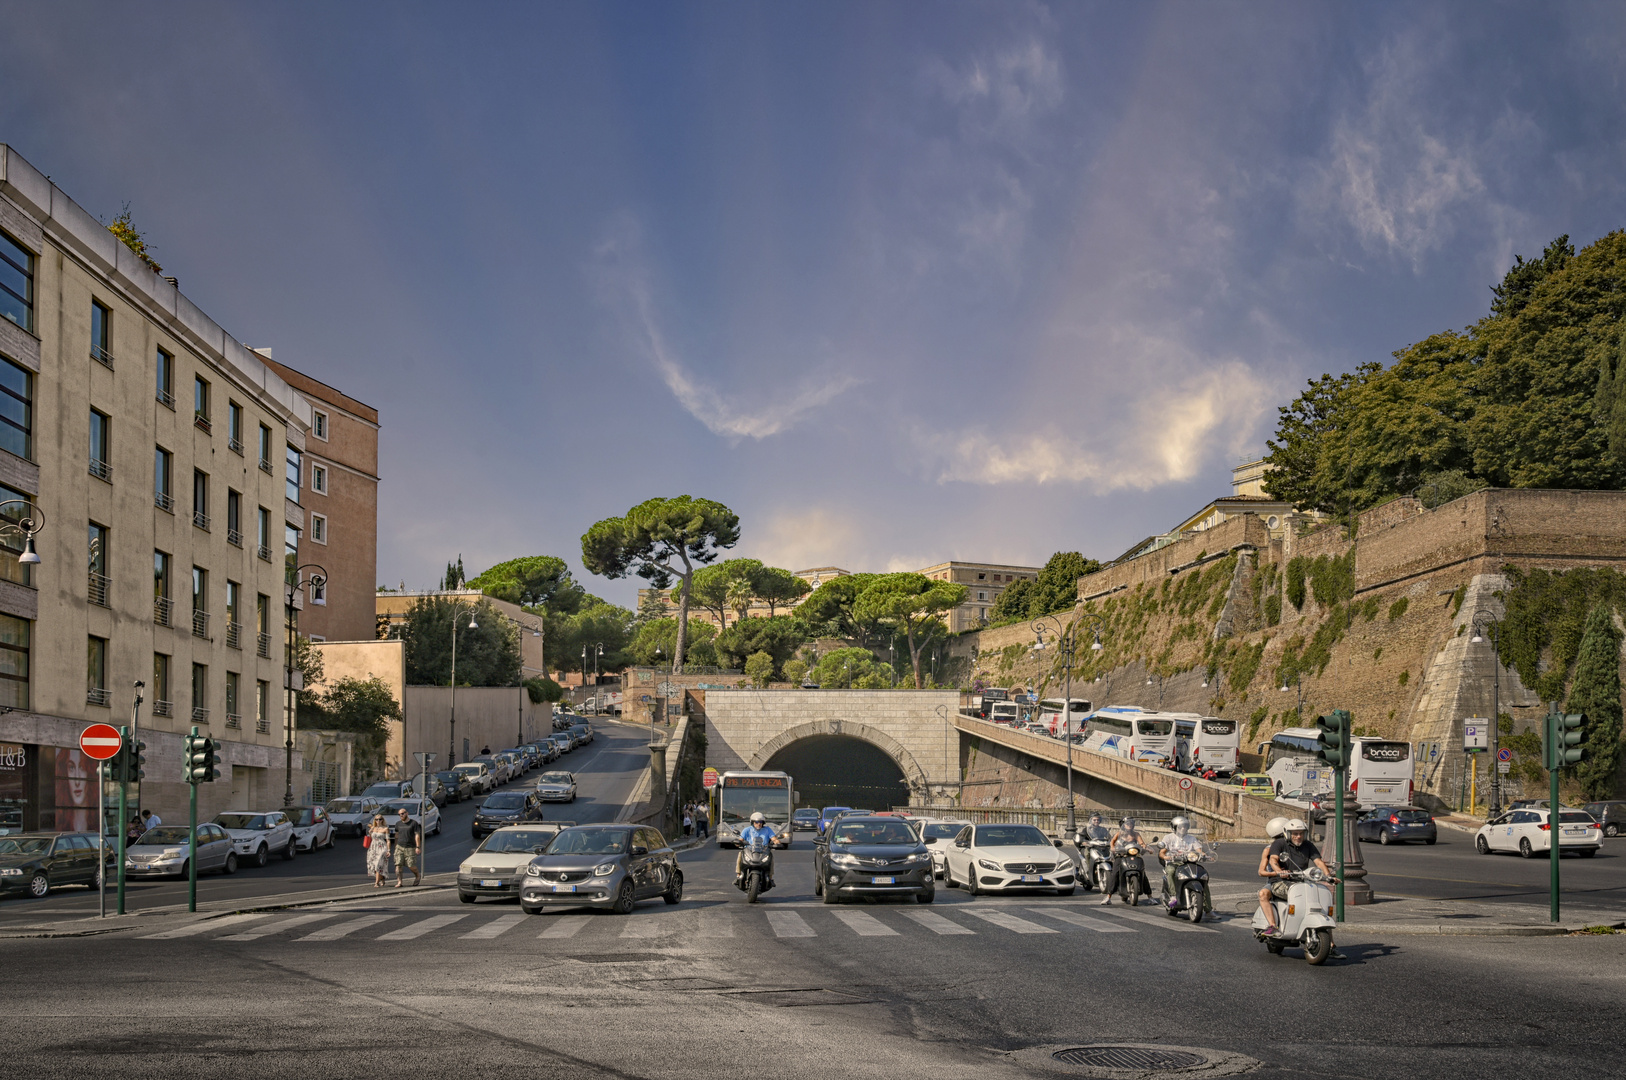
[1159,841,1215,924]
[1112,841,1151,905]
[1074,826,1114,893]
[1251,866,1338,965]
[737,839,774,903]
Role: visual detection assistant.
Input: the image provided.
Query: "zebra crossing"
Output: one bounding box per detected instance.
[139,892,1257,947]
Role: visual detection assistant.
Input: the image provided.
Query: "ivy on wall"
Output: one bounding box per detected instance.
[1500,565,1626,703]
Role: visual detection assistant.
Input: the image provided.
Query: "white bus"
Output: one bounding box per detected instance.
[1080,706,1176,764]
[1170,715,1240,776]
[1263,729,1414,805]
[1035,698,1093,738]
[710,770,795,849]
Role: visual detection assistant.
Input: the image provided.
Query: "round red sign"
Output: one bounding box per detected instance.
[79,723,123,760]
[1177,777,1193,791]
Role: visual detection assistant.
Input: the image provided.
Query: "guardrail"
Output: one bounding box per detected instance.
[900,805,1191,836]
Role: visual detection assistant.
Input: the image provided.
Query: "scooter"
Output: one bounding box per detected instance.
[1113,842,1151,905]
[1251,867,1338,965]
[737,839,774,904]
[1160,844,1215,924]
[1074,828,1114,893]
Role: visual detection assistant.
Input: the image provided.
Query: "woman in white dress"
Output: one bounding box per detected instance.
[365,814,392,887]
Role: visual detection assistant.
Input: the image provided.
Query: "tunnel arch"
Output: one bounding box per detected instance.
[749,719,930,797]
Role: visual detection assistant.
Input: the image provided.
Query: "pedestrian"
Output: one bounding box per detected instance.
[682,806,693,836]
[694,801,709,839]
[364,814,391,887]
[141,808,162,830]
[480,745,491,756]
[393,807,422,887]
[126,814,144,845]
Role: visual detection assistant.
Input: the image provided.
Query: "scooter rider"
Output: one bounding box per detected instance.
[1098,815,1146,906]
[735,812,777,884]
[1157,815,1204,909]
[1076,812,1110,884]
[1257,818,1335,936]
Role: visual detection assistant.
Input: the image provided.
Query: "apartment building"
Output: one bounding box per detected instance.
[917,561,1042,632]
[0,144,314,832]
[256,353,378,643]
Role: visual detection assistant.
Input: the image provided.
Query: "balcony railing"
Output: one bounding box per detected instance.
[86,687,112,707]
[257,545,272,562]
[192,610,210,639]
[258,457,273,475]
[193,510,210,531]
[226,622,242,650]
[152,700,173,718]
[257,632,272,659]
[157,387,174,410]
[194,412,211,433]
[227,527,243,548]
[228,436,243,455]
[255,715,270,734]
[225,712,242,729]
[89,458,112,482]
[154,595,173,627]
[88,571,109,607]
[192,706,210,724]
[155,490,174,513]
[90,345,115,370]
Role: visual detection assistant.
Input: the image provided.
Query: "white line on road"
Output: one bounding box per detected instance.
[299,915,394,940]
[1025,907,1135,933]
[140,913,269,939]
[1094,903,1218,933]
[831,910,899,936]
[377,913,466,940]
[957,909,1058,934]
[897,910,975,935]
[766,911,816,938]
[220,913,339,940]
[539,916,591,939]
[461,913,528,939]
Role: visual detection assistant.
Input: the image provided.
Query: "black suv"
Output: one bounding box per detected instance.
[813,815,935,905]
[472,790,545,838]
[0,832,110,898]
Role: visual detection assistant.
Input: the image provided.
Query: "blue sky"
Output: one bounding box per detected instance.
[5,2,1626,606]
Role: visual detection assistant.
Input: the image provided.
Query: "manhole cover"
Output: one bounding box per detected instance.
[1053,1047,1208,1070]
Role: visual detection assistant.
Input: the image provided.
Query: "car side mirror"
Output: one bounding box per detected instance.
[924,837,936,844]
[631,845,649,857]
[1053,839,1064,848]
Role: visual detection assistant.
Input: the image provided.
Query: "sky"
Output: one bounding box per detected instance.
[4,2,1626,607]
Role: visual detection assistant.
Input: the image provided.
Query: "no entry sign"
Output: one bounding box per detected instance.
[1178,777,1193,791]
[80,723,122,760]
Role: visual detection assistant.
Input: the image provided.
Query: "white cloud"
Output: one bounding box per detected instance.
[747,507,861,573]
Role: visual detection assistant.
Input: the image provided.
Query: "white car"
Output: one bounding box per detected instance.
[325,796,383,837]
[456,823,571,902]
[453,762,495,796]
[915,818,972,877]
[941,822,1077,895]
[212,810,298,868]
[288,805,335,851]
[534,771,577,803]
[381,798,442,840]
[1476,807,1603,858]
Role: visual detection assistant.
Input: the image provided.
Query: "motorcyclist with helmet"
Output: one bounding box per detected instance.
[1156,815,1207,912]
[1256,817,1335,936]
[735,811,777,886]
[1075,811,1111,888]
[1098,815,1146,906]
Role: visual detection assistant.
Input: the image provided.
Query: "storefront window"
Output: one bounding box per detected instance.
[0,742,28,834]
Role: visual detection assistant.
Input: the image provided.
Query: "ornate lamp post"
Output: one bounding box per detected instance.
[284,563,327,806]
[1032,612,1104,835]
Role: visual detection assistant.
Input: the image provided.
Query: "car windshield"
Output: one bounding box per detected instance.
[1394,810,1430,822]
[832,821,918,845]
[1559,811,1594,823]
[0,837,51,854]
[327,799,364,813]
[453,766,480,776]
[922,823,964,839]
[215,814,267,830]
[481,829,558,853]
[136,827,195,845]
[975,825,1050,847]
[484,793,525,809]
[546,828,630,856]
[822,808,850,820]
[434,772,458,784]
[538,773,572,784]
[383,800,426,815]
[289,809,315,826]
[362,784,399,797]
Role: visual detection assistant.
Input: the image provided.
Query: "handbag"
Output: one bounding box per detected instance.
[362,834,372,849]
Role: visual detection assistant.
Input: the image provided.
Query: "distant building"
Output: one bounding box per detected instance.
[1111,459,1310,565]
[917,561,1043,632]
[375,589,546,683]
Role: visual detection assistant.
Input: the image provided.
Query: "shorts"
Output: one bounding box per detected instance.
[1269,879,1291,901]
[394,846,420,870]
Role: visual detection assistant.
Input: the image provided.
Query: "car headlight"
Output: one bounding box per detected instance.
[829,853,862,868]
[977,858,1001,871]
[526,865,543,876]
[2,867,24,876]
[592,863,617,877]
[907,851,931,863]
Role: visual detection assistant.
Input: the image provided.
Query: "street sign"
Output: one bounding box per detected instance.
[1498,761,1511,774]
[1463,719,1489,752]
[1177,777,1193,791]
[80,723,122,761]
[641,695,652,703]
[1497,748,1512,763]
[702,768,719,790]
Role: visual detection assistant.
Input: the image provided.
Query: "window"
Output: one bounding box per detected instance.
[153,550,171,626]
[310,512,327,544]
[89,409,111,481]
[192,663,209,723]
[285,444,301,504]
[153,653,171,716]
[0,230,34,333]
[256,679,270,733]
[226,580,241,650]
[87,637,109,705]
[155,347,174,408]
[285,524,300,586]
[0,614,28,710]
[311,463,327,495]
[90,301,113,367]
[226,490,242,546]
[226,671,240,726]
[312,410,329,441]
[0,486,33,587]
[228,402,244,453]
[154,446,173,512]
[192,566,208,638]
[194,375,210,425]
[256,592,270,657]
[0,357,31,460]
[88,523,109,606]
[257,506,271,560]
[192,470,209,530]
[258,423,272,472]
[976,591,986,601]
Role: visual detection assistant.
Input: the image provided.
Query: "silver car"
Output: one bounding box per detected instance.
[534,771,577,803]
[125,824,237,877]
[520,825,682,914]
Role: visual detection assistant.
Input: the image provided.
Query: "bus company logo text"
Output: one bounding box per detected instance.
[1362,745,1406,762]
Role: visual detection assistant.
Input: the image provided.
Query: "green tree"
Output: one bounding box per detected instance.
[582,496,740,669]
[852,573,969,688]
[755,566,811,616]
[627,617,718,668]
[783,658,809,686]
[793,573,882,645]
[1032,552,1101,615]
[547,596,635,678]
[299,675,401,788]
[1565,602,1623,800]
[400,597,521,686]
[810,646,890,689]
[524,676,563,704]
[744,651,775,688]
[441,555,466,590]
[990,577,1036,621]
[1489,233,1573,317]
[714,615,806,676]
[685,563,737,628]
[467,555,586,612]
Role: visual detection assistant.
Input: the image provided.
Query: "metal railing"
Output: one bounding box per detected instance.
[228,436,243,455]
[90,345,115,369]
[152,700,173,718]
[257,632,272,658]
[87,571,109,607]
[227,527,242,547]
[192,706,209,724]
[154,596,173,627]
[226,622,241,650]
[900,805,1192,836]
[193,510,210,531]
[192,610,210,639]
[89,458,112,482]
[255,715,270,734]
[258,457,273,475]
[194,412,211,433]
[257,544,272,562]
[156,387,174,409]
[226,712,242,729]
[86,687,112,707]
[154,490,173,513]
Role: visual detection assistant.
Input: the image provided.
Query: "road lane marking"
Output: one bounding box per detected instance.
[1094,903,1218,933]
[831,910,899,936]
[958,909,1057,934]
[299,915,393,940]
[1026,908,1135,933]
[141,913,268,938]
[220,913,339,940]
[898,910,975,935]
[539,916,590,939]
[698,911,735,937]
[766,911,815,938]
[377,914,466,940]
[461,913,528,939]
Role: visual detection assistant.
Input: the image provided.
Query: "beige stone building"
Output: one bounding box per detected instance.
[0,144,321,831]
[917,561,1042,632]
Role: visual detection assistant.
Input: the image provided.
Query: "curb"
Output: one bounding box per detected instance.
[1339,922,1576,937]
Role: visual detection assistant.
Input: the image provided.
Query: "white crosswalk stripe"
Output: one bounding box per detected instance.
[141,913,268,939]
[539,916,590,939]
[1093,903,1218,933]
[957,909,1057,934]
[766,911,815,938]
[1027,907,1135,933]
[461,913,527,940]
[299,915,393,940]
[831,910,898,936]
[898,910,975,935]
[220,913,338,940]
[377,914,466,940]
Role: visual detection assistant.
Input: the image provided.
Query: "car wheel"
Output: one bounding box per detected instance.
[223,853,238,875]
[1476,835,1490,854]
[254,844,269,868]
[611,879,636,915]
[663,869,684,905]
[176,861,190,881]
[28,872,48,898]
[967,875,982,898]
[1425,836,1436,846]
[813,871,823,896]
[1519,838,1534,859]
[1379,829,1392,846]
[459,891,475,904]
[1608,824,1620,837]
[433,821,441,836]
[821,881,841,905]
[916,886,935,904]
[283,840,297,861]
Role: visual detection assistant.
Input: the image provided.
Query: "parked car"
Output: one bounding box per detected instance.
[126,824,237,877]
[519,824,681,914]
[569,724,594,746]
[212,811,298,867]
[453,762,495,796]
[915,818,973,877]
[813,815,935,904]
[1275,789,1330,822]
[548,733,574,756]
[325,796,383,837]
[417,775,449,808]
[1476,807,1602,857]
[0,832,109,897]
[360,780,415,801]
[1582,800,1626,837]
[473,789,546,838]
[457,823,572,903]
[382,798,442,840]
[471,756,511,786]
[434,770,472,804]
[792,808,821,831]
[287,806,335,851]
[497,750,528,777]
[941,822,1076,895]
[534,771,577,803]
[1356,806,1437,845]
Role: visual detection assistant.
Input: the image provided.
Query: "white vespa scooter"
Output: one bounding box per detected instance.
[1251,866,1338,965]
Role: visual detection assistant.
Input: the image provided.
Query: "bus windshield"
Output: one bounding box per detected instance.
[718,778,792,824]
[1137,721,1173,736]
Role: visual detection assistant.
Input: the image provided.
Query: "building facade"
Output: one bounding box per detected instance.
[0,144,316,832]
[917,561,1042,632]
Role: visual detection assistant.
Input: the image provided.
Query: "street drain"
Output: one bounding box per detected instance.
[1054,1047,1207,1070]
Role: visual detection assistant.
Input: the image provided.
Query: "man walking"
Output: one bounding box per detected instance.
[393,807,422,888]
[694,800,709,840]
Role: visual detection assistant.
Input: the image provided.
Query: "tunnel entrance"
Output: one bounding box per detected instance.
[763,735,910,813]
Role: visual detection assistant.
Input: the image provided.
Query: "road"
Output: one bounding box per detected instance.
[0,720,653,927]
[6,827,1626,1078]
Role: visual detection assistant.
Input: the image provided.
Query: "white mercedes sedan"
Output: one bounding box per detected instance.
[941,823,1077,896]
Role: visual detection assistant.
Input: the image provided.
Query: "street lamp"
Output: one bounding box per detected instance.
[1280,669,1305,721]
[1470,609,1503,814]
[591,642,605,714]
[1033,612,1104,835]
[0,500,44,566]
[284,563,328,807]
[448,600,479,767]
[1146,672,1165,709]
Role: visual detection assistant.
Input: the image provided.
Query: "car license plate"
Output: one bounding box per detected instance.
[552,885,577,893]
[480,879,503,887]
[872,876,895,884]
[1563,828,1585,837]
[1020,875,1042,883]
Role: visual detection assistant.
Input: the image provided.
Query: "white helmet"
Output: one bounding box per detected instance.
[1265,816,1289,838]
[750,812,766,825]
[1284,818,1308,834]
[1168,815,1189,836]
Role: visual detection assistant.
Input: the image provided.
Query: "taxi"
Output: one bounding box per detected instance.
[1476,807,1603,857]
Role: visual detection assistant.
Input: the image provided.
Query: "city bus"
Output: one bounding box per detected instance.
[1263,729,1414,805]
[1170,715,1240,776]
[1079,706,1176,764]
[1035,698,1093,738]
[710,770,795,849]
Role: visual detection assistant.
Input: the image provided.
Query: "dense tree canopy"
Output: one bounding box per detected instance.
[792,573,883,645]
[714,615,804,677]
[627,617,718,669]
[852,573,968,688]
[468,555,586,613]
[990,552,1103,621]
[401,597,521,687]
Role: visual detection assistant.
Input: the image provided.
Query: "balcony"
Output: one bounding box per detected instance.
[192,706,210,724]
[226,622,242,651]
[257,632,272,659]
[258,457,273,475]
[227,527,243,548]
[152,700,173,718]
[155,490,174,513]
[225,712,242,729]
[195,412,211,434]
[90,345,115,370]
[255,715,270,734]
[192,610,210,639]
[257,545,272,562]
[88,571,109,607]
[193,510,210,531]
[157,387,174,410]
[89,458,112,483]
[86,687,111,707]
[229,436,244,455]
[154,595,173,627]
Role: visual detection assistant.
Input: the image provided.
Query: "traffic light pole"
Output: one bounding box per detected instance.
[115,724,129,916]
[188,726,200,914]
[1548,709,1560,924]
[1334,760,1346,922]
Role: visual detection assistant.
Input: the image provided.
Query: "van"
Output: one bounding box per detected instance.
[988,702,1021,725]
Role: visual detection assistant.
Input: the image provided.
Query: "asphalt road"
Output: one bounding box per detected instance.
[0,720,654,926]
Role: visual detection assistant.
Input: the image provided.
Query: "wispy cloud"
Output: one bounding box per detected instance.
[747,506,860,573]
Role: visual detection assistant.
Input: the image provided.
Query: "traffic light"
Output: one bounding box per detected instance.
[184,733,220,784]
[110,728,146,784]
[1544,711,1585,770]
[1314,709,1351,769]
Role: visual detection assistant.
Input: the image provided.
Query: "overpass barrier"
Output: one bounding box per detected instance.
[900,805,1190,837]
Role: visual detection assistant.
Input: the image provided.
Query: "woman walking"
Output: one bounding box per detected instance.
[365,813,391,887]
